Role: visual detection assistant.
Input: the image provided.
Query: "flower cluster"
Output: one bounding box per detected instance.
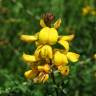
[20,18,80,83]
[82,5,96,16]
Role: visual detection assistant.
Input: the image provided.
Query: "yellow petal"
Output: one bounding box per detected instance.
[35,32,41,46]
[39,27,49,44]
[34,48,41,60]
[33,72,44,83]
[43,64,50,73]
[41,45,53,59]
[37,64,50,73]
[39,27,58,45]
[24,68,38,79]
[24,70,33,79]
[40,19,47,28]
[20,35,37,42]
[34,45,43,60]
[33,72,49,83]
[42,74,49,83]
[60,34,75,41]
[58,40,69,51]
[38,73,49,83]
[22,53,36,62]
[54,51,68,66]
[54,18,61,29]
[67,52,80,62]
[58,65,69,76]
[37,66,43,71]
[39,75,45,83]
[48,28,58,45]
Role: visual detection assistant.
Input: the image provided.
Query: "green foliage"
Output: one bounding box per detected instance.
[0,0,96,96]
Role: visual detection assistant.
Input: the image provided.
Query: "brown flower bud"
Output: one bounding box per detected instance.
[42,12,55,27]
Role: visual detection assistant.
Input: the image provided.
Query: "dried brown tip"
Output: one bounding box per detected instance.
[42,12,55,27]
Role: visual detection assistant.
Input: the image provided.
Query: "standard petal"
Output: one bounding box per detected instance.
[39,27,49,44]
[48,28,58,45]
[67,52,80,62]
[20,35,37,42]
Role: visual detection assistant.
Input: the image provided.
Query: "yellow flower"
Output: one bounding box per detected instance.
[40,45,53,59]
[22,53,36,63]
[37,64,51,73]
[34,45,52,59]
[67,52,80,62]
[53,51,68,66]
[33,72,49,83]
[24,68,38,79]
[20,35,37,42]
[58,65,69,76]
[39,27,58,45]
[21,17,80,83]
[82,6,91,15]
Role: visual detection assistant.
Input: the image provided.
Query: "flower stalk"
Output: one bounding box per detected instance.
[51,71,59,96]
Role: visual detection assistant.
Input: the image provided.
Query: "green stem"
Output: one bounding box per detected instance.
[51,71,59,96]
[50,59,59,96]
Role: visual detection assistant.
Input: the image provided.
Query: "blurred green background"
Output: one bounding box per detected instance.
[0,0,96,96]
